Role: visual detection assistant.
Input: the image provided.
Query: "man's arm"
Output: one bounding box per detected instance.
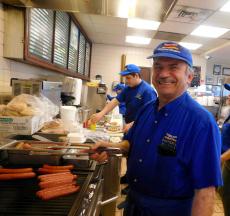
[191,187,216,216]
[89,98,119,123]
[221,149,230,162]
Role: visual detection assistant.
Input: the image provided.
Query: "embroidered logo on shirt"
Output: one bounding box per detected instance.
[135,93,142,100]
[158,133,177,156]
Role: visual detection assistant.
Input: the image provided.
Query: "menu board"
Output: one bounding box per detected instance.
[29,9,54,61]
[53,11,69,68]
[68,21,79,71]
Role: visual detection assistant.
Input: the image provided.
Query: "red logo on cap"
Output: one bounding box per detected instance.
[162,43,180,51]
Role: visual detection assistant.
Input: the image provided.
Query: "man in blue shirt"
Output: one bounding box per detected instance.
[107,83,126,116]
[89,64,157,132]
[91,41,222,216]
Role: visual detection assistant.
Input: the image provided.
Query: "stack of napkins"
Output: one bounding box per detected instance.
[67,132,86,143]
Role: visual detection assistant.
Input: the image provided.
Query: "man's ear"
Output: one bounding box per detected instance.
[187,73,194,85]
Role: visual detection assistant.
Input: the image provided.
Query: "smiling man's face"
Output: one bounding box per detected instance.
[152,57,193,102]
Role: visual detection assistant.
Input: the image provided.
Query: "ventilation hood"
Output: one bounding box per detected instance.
[1,0,177,22]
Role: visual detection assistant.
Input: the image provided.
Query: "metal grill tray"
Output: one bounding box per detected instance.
[5,141,69,165]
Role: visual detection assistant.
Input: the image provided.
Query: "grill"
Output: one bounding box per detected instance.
[0,171,94,216]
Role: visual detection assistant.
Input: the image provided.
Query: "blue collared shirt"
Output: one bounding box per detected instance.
[124,92,222,198]
[116,80,157,123]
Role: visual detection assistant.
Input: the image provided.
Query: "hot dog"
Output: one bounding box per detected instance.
[0,168,33,174]
[43,164,74,170]
[0,172,36,180]
[39,176,77,189]
[36,183,76,198]
[38,168,70,174]
[39,186,80,200]
[38,172,72,181]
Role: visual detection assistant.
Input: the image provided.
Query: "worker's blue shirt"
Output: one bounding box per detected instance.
[116,80,157,123]
[124,92,222,199]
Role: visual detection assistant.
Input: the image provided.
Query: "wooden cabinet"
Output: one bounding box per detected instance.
[3,6,91,80]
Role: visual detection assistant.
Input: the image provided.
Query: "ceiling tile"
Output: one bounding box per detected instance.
[154,31,186,41]
[126,28,156,38]
[94,23,126,34]
[89,14,126,25]
[177,0,228,10]
[159,21,197,34]
[203,11,230,29]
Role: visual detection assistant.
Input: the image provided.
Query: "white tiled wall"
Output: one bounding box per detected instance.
[91,43,207,94]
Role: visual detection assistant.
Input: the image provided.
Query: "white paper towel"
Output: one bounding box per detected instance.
[72,78,82,105]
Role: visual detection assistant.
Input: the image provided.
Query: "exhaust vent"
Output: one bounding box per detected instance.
[167,5,213,24]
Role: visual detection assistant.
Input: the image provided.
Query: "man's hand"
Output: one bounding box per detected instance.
[89,140,111,162]
[123,122,134,133]
[89,112,104,124]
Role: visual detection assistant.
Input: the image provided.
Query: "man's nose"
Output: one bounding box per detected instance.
[158,67,171,77]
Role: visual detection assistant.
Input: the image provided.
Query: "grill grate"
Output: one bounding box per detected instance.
[0,173,91,216]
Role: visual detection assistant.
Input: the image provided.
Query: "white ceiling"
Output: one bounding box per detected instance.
[74,0,230,60]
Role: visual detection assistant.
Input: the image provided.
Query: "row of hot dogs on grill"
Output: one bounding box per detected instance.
[0,164,80,200]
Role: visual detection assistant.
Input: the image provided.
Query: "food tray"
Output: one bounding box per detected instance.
[5,140,69,165]
[62,148,91,168]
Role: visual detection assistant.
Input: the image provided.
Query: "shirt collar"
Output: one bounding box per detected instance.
[154,91,188,115]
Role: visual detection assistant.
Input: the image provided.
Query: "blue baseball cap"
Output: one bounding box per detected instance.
[224,83,230,91]
[120,64,141,76]
[113,83,126,91]
[147,41,193,67]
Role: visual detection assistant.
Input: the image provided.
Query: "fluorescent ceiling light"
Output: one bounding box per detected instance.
[220,1,230,12]
[191,25,229,38]
[128,18,160,30]
[179,42,202,50]
[118,0,137,18]
[126,36,151,44]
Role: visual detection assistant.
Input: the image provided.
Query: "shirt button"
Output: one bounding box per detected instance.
[139,159,142,163]
[154,120,158,124]
[165,113,168,117]
[134,178,137,183]
[146,139,150,143]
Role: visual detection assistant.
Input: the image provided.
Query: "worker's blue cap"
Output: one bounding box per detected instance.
[224,83,230,91]
[113,83,125,91]
[147,41,193,67]
[120,64,141,76]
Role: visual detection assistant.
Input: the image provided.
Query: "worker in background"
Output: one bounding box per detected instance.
[90,41,222,216]
[219,83,230,216]
[107,83,126,117]
[89,64,157,133]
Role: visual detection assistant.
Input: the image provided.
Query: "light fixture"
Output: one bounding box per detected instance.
[126,36,151,44]
[179,42,202,50]
[118,0,137,18]
[191,25,229,38]
[220,1,230,12]
[127,18,160,30]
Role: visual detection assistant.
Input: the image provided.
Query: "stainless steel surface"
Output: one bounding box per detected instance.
[99,195,118,206]
[4,140,69,165]
[1,0,177,21]
[32,134,53,142]
[101,156,121,216]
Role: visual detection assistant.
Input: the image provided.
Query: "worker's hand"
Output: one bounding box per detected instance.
[89,112,104,124]
[89,140,110,163]
[122,122,134,133]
